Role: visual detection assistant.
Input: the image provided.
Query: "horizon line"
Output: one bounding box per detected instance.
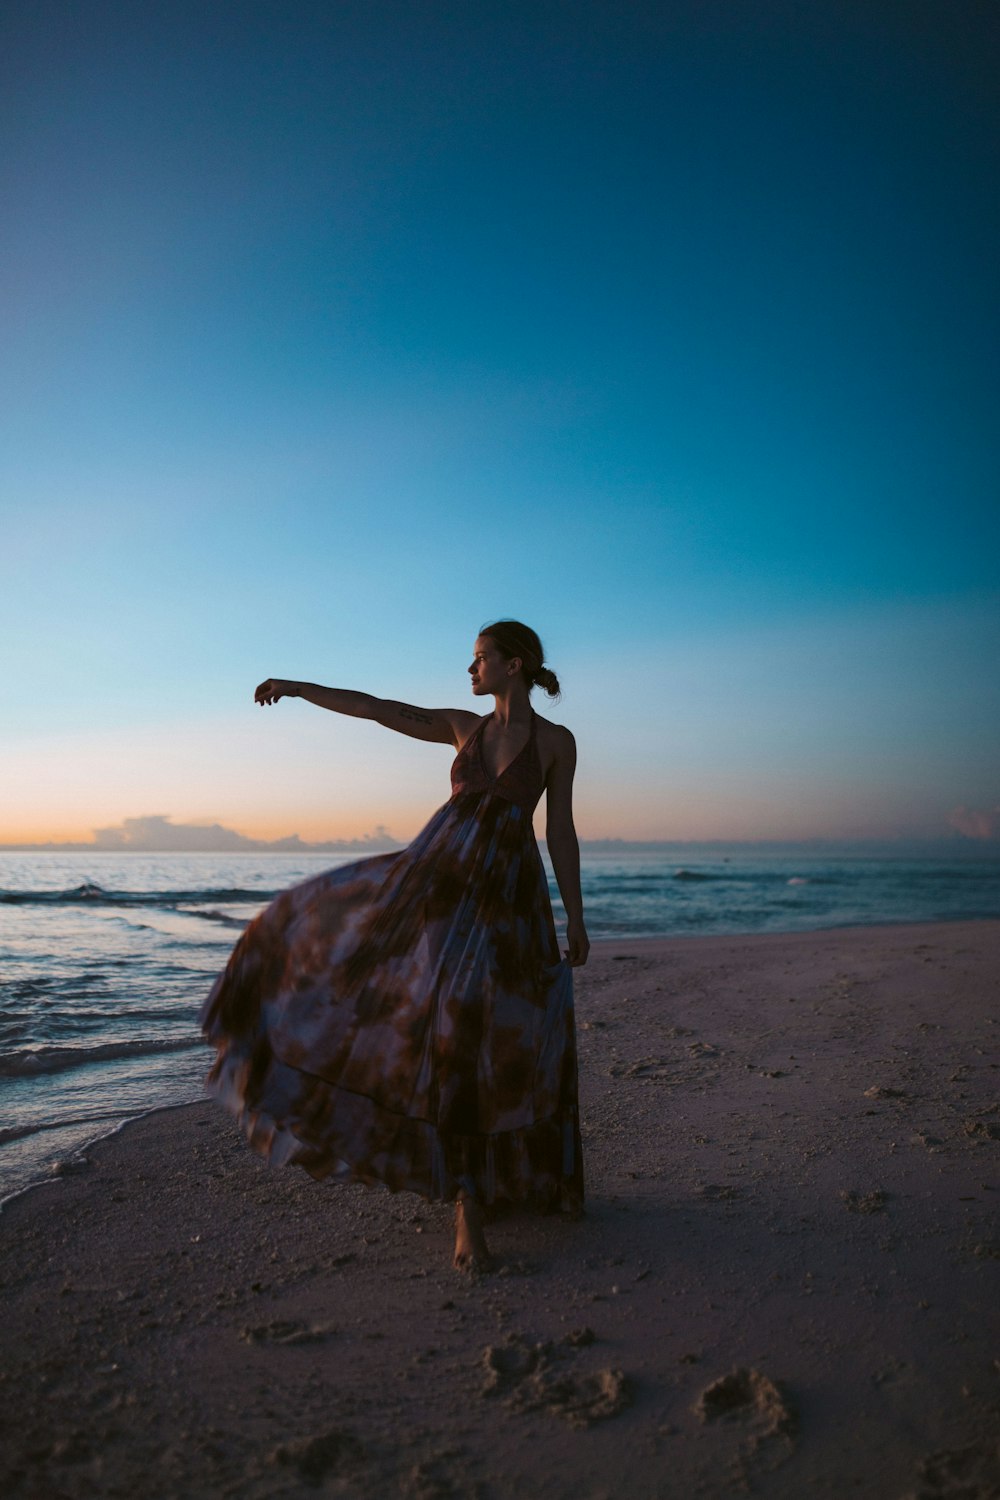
[1,834,997,854]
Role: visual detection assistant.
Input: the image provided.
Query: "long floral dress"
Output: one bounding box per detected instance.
[199,710,584,1211]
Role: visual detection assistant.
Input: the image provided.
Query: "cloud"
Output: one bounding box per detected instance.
[948,806,1000,841]
[89,814,400,853]
[93,815,254,851]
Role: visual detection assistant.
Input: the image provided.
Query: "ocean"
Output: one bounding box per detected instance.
[2,846,998,1204]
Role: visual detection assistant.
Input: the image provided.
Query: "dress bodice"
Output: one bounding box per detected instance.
[450,711,545,812]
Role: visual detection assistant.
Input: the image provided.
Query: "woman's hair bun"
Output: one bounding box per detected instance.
[531,665,561,699]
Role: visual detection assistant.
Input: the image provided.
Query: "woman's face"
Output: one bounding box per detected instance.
[468,636,515,697]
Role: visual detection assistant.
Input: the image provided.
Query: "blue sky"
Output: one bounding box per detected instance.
[2,0,998,843]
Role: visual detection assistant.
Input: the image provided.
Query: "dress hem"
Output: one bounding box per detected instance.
[205,1056,585,1214]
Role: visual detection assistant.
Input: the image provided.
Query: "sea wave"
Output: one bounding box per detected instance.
[666,869,838,885]
[0,1035,204,1079]
[0,884,275,908]
[0,1108,148,1146]
[186,908,251,928]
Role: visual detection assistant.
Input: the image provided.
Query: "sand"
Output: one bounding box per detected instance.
[1,920,998,1499]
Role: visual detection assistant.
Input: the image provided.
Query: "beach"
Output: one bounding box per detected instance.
[1,919,998,1499]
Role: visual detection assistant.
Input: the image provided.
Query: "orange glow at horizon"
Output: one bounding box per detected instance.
[1,701,967,849]
[0,797,433,848]
[0,789,951,848]
[0,812,405,847]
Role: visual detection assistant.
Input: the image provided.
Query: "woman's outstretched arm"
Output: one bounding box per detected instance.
[254,679,478,748]
[544,727,590,967]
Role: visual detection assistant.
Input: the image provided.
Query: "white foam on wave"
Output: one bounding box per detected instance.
[0,1034,203,1079]
[0,1099,203,1210]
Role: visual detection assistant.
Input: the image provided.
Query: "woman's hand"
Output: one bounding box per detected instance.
[564,917,590,968]
[254,678,296,706]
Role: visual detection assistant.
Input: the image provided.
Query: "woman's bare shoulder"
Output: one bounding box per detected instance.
[535,715,576,756]
[448,709,487,750]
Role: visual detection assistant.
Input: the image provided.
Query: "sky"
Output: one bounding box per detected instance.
[2,0,998,846]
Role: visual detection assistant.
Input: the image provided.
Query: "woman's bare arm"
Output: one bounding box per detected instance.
[254,679,479,748]
[544,726,590,966]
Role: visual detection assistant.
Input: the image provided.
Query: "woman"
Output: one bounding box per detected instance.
[200,620,587,1271]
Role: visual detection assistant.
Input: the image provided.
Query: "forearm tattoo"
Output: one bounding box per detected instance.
[398,706,433,725]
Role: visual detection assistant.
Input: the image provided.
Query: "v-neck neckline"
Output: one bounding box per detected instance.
[478,710,535,782]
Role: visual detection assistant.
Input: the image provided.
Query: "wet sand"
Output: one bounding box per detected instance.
[1,921,998,1499]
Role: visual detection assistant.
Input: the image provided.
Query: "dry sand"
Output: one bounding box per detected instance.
[1,920,998,1499]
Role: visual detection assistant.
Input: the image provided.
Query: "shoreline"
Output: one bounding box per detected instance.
[2,918,998,1497]
[0,1098,204,1214]
[5,915,998,1210]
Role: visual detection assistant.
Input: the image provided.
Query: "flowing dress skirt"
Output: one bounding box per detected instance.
[200,779,584,1211]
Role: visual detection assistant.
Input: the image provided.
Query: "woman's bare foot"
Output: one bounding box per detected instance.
[454,1196,492,1271]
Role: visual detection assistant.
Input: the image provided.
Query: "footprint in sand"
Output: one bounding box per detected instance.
[240,1319,337,1345]
[905,1442,1000,1498]
[266,1428,363,1483]
[697,1184,741,1202]
[615,1056,680,1080]
[403,1454,470,1499]
[611,1044,721,1084]
[696,1367,796,1435]
[841,1189,888,1214]
[481,1333,549,1393]
[695,1367,797,1471]
[480,1332,630,1428]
